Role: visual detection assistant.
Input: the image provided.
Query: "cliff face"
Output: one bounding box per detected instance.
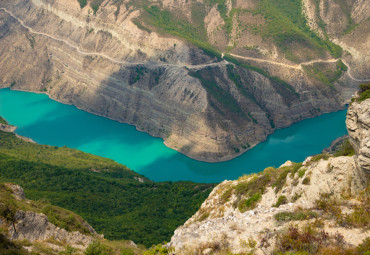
[0,0,369,161]
[169,99,370,254]
[0,184,98,253]
[346,99,370,173]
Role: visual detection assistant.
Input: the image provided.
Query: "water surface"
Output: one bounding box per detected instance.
[0,88,348,183]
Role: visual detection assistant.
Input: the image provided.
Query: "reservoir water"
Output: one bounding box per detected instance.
[0,88,348,183]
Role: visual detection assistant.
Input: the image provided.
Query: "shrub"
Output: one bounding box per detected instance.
[311,153,331,162]
[274,224,370,255]
[120,248,135,255]
[78,0,87,8]
[220,188,232,203]
[273,195,288,208]
[341,192,370,229]
[238,192,262,212]
[298,169,306,178]
[302,177,310,185]
[143,244,173,255]
[356,83,370,102]
[84,241,112,255]
[334,139,355,157]
[59,246,77,255]
[274,210,318,222]
[0,233,28,255]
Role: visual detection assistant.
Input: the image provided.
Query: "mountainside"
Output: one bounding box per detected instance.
[0,0,369,161]
[169,97,370,254]
[0,183,144,255]
[0,120,214,247]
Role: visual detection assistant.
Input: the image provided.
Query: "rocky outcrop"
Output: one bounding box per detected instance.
[0,0,368,161]
[9,210,94,249]
[170,98,370,254]
[5,183,26,200]
[346,99,370,173]
[1,184,97,251]
[0,123,36,143]
[169,156,368,254]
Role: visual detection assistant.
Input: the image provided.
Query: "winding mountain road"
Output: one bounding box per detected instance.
[1,7,369,82]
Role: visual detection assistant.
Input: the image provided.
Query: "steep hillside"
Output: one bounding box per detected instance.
[0,0,369,161]
[0,125,214,247]
[169,98,370,254]
[0,183,144,254]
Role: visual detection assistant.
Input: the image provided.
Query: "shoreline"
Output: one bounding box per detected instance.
[1,86,348,163]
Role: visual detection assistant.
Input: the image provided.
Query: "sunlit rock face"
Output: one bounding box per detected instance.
[347,99,370,174]
[0,0,368,161]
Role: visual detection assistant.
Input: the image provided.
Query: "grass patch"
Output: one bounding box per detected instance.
[230,163,303,212]
[297,168,306,178]
[251,0,342,60]
[273,195,288,207]
[91,0,104,14]
[273,223,369,254]
[334,139,355,157]
[302,60,347,86]
[78,0,87,8]
[352,83,370,103]
[274,210,318,222]
[238,192,262,212]
[0,233,29,255]
[310,153,331,163]
[302,176,310,185]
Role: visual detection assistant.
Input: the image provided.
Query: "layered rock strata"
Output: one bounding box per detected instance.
[0,0,368,161]
[346,98,370,173]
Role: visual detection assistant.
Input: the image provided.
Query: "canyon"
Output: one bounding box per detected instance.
[0,0,369,161]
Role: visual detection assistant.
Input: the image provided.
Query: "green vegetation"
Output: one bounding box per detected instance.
[274,210,318,222]
[226,64,260,110]
[0,233,28,255]
[273,224,370,254]
[310,153,331,163]
[224,54,299,98]
[302,176,310,185]
[0,131,214,247]
[91,0,104,14]
[334,139,355,157]
[252,0,342,60]
[353,83,370,103]
[85,241,112,255]
[142,4,220,58]
[303,60,348,86]
[143,244,173,255]
[130,66,148,84]
[238,192,262,212]
[315,191,370,230]
[78,0,87,8]
[223,162,303,212]
[0,183,93,235]
[273,195,288,207]
[0,116,7,125]
[189,68,243,115]
[297,168,306,178]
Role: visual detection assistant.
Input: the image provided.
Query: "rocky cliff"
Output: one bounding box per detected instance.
[169,99,370,254]
[0,183,97,254]
[0,0,369,161]
[347,98,370,173]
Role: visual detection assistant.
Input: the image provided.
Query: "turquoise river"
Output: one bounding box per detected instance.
[0,88,348,183]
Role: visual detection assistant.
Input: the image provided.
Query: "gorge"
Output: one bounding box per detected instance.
[0,88,348,182]
[0,0,369,162]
